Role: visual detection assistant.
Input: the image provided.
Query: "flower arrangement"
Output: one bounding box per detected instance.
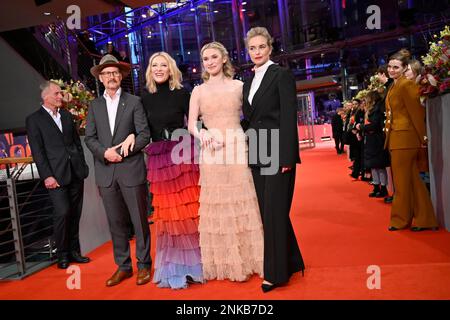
[351,74,386,104]
[354,89,370,100]
[342,99,352,106]
[367,74,387,94]
[418,25,450,102]
[51,79,95,132]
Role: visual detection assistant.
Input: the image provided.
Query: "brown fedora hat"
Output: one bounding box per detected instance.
[90,54,131,79]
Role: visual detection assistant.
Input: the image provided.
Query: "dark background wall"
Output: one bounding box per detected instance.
[0,37,42,132]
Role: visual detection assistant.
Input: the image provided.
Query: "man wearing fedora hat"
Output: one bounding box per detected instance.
[85,54,152,286]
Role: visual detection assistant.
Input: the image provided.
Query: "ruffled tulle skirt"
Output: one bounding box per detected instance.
[198,142,264,282]
[145,136,204,289]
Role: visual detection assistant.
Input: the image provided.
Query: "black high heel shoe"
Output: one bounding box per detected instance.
[261,283,279,293]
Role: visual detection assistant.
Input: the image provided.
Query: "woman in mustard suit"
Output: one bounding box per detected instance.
[385,51,438,232]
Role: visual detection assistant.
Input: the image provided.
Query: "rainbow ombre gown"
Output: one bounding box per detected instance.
[145,137,204,289]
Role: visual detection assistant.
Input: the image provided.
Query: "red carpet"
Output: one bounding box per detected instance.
[1,142,450,300]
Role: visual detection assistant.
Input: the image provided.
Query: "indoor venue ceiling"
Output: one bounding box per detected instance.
[0,0,164,32]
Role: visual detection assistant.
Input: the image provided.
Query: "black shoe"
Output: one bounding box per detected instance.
[261,282,280,293]
[376,186,388,198]
[369,185,380,197]
[186,275,203,284]
[57,258,70,269]
[410,226,439,232]
[388,226,400,231]
[384,196,393,204]
[350,173,359,179]
[69,252,91,263]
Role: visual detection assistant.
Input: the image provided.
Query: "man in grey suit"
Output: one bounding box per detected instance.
[85,55,151,286]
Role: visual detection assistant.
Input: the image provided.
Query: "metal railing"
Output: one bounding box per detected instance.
[0,157,56,281]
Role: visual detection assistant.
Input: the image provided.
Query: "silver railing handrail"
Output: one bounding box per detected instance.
[0,158,56,280]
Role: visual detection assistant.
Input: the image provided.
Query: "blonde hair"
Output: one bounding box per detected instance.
[245,27,273,49]
[145,52,183,93]
[200,42,235,81]
[408,59,422,78]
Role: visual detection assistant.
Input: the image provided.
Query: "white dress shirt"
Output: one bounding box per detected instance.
[103,88,122,135]
[42,105,62,132]
[248,60,275,105]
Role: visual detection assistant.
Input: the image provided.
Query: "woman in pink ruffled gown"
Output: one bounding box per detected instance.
[188,42,264,281]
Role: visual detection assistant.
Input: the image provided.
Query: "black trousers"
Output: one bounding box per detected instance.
[47,179,84,259]
[334,135,344,153]
[351,140,363,177]
[99,177,151,272]
[251,166,304,284]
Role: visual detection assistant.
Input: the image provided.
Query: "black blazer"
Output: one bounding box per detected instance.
[26,107,89,186]
[242,64,300,167]
[85,91,150,187]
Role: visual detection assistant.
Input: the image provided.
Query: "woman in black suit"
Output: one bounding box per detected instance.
[242,27,305,292]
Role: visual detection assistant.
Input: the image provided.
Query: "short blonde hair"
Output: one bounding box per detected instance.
[200,42,235,81]
[145,52,183,93]
[245,27,273,49]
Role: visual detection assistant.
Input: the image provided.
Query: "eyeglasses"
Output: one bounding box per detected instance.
[100,71,120,77]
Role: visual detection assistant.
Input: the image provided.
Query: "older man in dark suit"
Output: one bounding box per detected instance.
[85,55,151,286]
[26,81,90,269]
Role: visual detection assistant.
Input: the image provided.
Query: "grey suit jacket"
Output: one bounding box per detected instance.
[85,90,150,187]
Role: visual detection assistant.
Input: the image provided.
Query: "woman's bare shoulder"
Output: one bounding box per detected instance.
[232,79,244,87]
